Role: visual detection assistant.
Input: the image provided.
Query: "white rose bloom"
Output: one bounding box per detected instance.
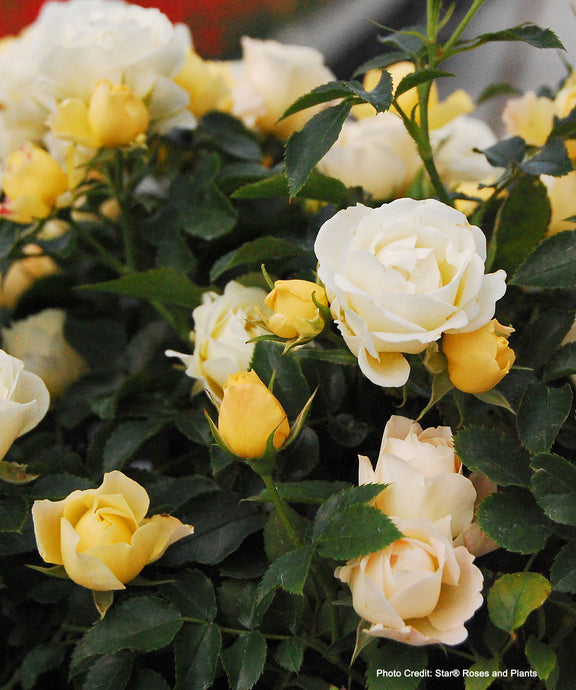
[2,308,89,400]
[34,0,194,134]
[166,281,268,402]
[359,416,476,539]
[0,349,50,461]
[314,199,507,387]
[431,115,501,186]
[231,37,335,139]
[336,516,484,646]
[317,113,421,200]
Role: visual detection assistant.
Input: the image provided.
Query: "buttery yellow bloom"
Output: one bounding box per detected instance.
[50,80,149,148]
[218,370,290,459]
[175,49,232,118]
[32,470,193,591]
[442,319,515,394]
[502,91,556,147]
[264,279,328,340]
[0,143,68,224]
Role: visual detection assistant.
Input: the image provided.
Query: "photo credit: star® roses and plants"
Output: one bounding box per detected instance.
[0,0,576,688]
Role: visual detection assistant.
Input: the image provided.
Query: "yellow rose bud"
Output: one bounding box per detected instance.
[175,49,232,118]
[218,370,290,458]
[0,143,68,224]
[0,245,59,310]
[32,470,193,591]
[264,279,328,340]
[442,319,515,394]
[88,80,149,147]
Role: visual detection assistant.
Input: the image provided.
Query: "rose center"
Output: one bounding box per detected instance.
[74,508,134,552]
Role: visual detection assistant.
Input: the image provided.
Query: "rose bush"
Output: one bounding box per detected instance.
[314,198,507,387]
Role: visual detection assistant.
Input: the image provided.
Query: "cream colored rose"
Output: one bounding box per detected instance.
[502,91,556,147]
[0,245,58,310]
[231,37,335,139]
[456,471,499,558]
[336,516,484,646]
[0,349,49,462]
[314,199,507,387]
[175,49,233,119]
[431,116,501,187]
[166,281,268,402]
[542,171,576,234]
[359,416,476,539]
[2,308,89,400]
[317,113,420,200]
[32,470,193,591]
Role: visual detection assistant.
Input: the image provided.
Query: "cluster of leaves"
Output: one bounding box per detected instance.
[1,3,576,690]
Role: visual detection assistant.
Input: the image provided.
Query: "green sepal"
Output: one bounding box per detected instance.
[283,389,317,449]
[93,590,114,619]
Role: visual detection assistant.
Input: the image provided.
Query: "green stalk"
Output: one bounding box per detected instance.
[442,0,488,56]
[261,473,302,547]
[69,219,128,275]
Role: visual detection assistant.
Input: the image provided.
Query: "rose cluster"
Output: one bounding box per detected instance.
[336,415,493,646]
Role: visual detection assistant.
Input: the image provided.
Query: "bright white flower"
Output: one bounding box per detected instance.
[317,113,421,200]
[0,349,49,461]
[314,199,507,387]
[166,281,268,402]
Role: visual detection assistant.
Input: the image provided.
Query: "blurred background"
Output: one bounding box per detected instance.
[1,0,575,129]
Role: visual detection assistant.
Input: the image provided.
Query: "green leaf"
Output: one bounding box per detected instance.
[200,111,262,161]
[161,569,217,621]
[210,237,305,282]
[285,102,352,197]
[526,636,557,680]
[293,348,358,365]
[346,71,393,112]
[489,176,550,274]
[316,504,401,560]
[476,488,549,554]
[81,652,133,690]
[395,68,453,97]
[232,169,350,203]
[531,454,576,526]
[365,641,428,689]
[126,669,170,690]
[257,546,314,602]
[477,82,521,105]
[551,540,576,592]
[174,623,221,690]
[73,597,182,666]
[79,268,203,309]
[488,572,551,633]
[473,23,564,50]
[515,309,575,367]
[464,658,500,690]
[165,490,264,566]
[0,495,28,532]
[511,231,576,289]
[103,419,166,472]
[254,480,351,505]
[221,631,267,690]
[520,137,573,177]
[19,643,67,690]
[455,425,531,487]
[312,484,389,539]
[543,342,576,382]
[281,81,359,117]
[482,136,526,168]
[0,461,39,484]
[274,637,305,674]
[517,381,572,454]
[416,370,453,421]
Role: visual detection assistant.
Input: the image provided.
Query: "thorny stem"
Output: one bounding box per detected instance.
[442,0,488,56]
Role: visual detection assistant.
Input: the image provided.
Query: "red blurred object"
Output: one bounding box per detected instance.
[0,0,309,57]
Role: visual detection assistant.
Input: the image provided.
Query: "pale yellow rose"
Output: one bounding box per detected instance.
[0,142,68,224]
[2,308,89,400]
[314,199,507,387]
[166,281,268,402]
[0,349,50,462]
[542,171,576,234]
[32,470,193,591]
[50,80,149,148]
[264,279,328,340]
[174,49,233,119]
[231,37,335,139]
[502,91,556,147]
[0,245,58,310]
[359,416,476,539]
[336,516,484,646]
[442,319,515,394]
[317,113,421,200]
[218,370,290,459]
[456,471,499,558]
